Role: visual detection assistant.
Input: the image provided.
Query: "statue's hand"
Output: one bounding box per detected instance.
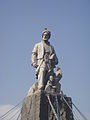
[32,63,38,68]
[49,54,55,60]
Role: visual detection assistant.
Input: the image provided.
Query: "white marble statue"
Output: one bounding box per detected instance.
[27,28,62,96]
[31,28,58,90]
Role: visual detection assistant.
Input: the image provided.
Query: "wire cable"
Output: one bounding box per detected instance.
[62,96,80,120]
[0,100,22,120]
[72,102,88,120]
[0,106,21,120]
[8,108,20,120]
[16,111,21,120]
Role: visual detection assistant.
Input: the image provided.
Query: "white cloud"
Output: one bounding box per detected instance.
[0,105,21,120]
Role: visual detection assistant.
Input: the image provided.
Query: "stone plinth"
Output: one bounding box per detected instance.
[21,91,48,120]
[21,91,73,120]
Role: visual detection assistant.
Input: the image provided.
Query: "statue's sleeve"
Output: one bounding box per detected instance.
[32,44,38,65]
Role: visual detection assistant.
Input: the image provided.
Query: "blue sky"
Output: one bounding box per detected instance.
[0,0,90,119]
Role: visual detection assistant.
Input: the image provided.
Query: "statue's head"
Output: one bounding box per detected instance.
[42,28,51,41]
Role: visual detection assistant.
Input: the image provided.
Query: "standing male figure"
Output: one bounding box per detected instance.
[32,28,58,90]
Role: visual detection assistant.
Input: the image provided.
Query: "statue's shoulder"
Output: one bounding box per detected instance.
[33,42,41,48]
[34,41,42,47]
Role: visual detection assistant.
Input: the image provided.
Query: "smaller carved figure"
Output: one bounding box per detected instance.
[45,67,62,93]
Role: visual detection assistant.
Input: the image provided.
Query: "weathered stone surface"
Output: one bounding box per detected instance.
[21,91,73,120]
[21,91,48,120]
[48,95,73,120]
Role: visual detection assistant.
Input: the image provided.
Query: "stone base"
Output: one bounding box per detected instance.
[21,91,48,120]
[21,91,73,120]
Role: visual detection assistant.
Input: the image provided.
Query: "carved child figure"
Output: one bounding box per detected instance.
[45,67,62,93]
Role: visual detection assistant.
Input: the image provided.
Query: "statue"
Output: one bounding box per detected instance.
[27,28,62,96]
[31,28,58,90]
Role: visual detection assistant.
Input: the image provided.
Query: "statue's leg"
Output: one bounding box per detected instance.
[44,71,51,87]
[38,62,52,90]
[38,66,46,90]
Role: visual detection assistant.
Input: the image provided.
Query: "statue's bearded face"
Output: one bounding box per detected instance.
[42,31,51,41]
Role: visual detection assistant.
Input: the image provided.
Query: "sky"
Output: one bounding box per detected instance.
[0,0,90,119]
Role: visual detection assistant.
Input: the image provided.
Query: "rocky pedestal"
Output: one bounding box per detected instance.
[21,91,73,120]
